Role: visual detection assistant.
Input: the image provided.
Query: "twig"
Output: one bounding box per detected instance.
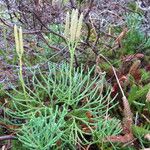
[39,33,61,51]
[112,67,133,119]
[69,0,76,9]
[0,135,16,141]
[84,0,94,19]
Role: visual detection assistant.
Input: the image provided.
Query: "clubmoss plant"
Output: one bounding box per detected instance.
[5,62,121,149]
[17,107,67,150]
[64,9,83,102]
[4,11,123,150]
[14,25,26,98]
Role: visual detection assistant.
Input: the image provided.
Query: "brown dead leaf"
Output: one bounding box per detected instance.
[129,60,141,74]
[115,27,128,47]
[86,111,93,119]
[129,60,141,81]
[0,121,19,130]
[146,64,150,72]
[106,133,134,143]
[122,53,144,62]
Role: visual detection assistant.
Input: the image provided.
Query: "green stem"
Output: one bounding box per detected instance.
[68,44,75,103]
[19,58,26,99]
